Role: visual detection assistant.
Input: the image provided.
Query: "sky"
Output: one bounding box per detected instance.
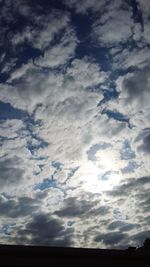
[0,0,150,249]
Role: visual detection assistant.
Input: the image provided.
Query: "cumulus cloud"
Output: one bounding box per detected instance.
[0,2,77,76]
[9,213,74,246]
[66,57,106,89]
[55,196,110,218]
[92,8,134,46]
[16,56,106,166]
[0,157,25,191]
[105,175,150,234]
[137,130,150,154]
[34,26,78,68]
[94,231,128,246]
[0,119,24,139]
[107,220,140,232]
[64,0,108,14]
[112,47,150,70]
[106,64,150,174]
[120,66,150,105]
[106,176,150,197]
[0,195,40,218]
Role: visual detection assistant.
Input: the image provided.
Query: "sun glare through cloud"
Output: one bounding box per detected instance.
[80,152,122,193]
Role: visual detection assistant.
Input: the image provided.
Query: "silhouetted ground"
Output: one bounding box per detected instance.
[0,244,149,267]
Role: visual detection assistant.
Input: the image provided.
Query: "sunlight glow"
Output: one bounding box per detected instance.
[80,152,122,193]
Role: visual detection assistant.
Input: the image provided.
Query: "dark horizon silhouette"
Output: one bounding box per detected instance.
[0,238,149,266]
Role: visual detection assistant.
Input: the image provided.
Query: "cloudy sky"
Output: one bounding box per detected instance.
[0,0,150,249]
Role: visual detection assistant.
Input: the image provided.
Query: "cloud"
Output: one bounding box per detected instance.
[87,142,112,161]
[136,0,150,19]
[107,220,140,232]
[92,8,134,46]
[0,157,25,191]
[136,0,150,44]
[126,230,150,248]
[121,161,141,174]
[112,43,150,70]
[19,56,106,165]
[94,231,127,246]
[64,0,108,14]
[10,213,74,246]
[137,131,150,154]
[0,68,64,111]
[55,196,110,218]
[66,57,106,89]
[112,65,150,166]
[0,195,40,218]
[1,56,106,114]
[0,2,76,76]
[106,176,150,197]
[103,175,150,237]
[6,2,71,51]
[120,66,150,104]
[34,25,78,68]
[0,119,24,139]
[94,228,150,248]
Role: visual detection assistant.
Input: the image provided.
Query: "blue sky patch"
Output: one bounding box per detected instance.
[0,101,28,121]
[101,108,131,128]
[33,178,57,191]
[121,140,136,160]
[87,143,112,161]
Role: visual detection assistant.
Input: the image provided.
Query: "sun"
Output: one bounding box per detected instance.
[80,153,122,193]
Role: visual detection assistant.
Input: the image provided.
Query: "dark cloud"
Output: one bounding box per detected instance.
[126,230,150,247]
[123,66,150,102]
[107,220,140,232]
[0,157,24,189]
[106,176,150,197]
[0,195,40,218]
[94,231,127,246]
[95,229,150,248]
[136,192,150,214]
[55,197,97,217]
[138,132,150,154]
[55,196,110,218]
[11,213,74,246]
[121,161,140,174]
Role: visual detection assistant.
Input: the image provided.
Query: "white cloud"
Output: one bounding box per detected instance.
[28,57,107,165]
[64,0,108,14]
[92,2,134,46]
[66,57,106,88]
[11,10,71,51]
[0,68,64,112]
[0,119,24,139]
[136,0,150,20]
[34,26,78,68]
[142,21,150,44]
[0,56,107,196]
[112,47,150,70]
[104,65,150,180]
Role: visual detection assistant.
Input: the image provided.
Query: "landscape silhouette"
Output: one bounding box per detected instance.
[0,238,149,266]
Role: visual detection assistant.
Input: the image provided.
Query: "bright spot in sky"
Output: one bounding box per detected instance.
[80,154,122,193]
